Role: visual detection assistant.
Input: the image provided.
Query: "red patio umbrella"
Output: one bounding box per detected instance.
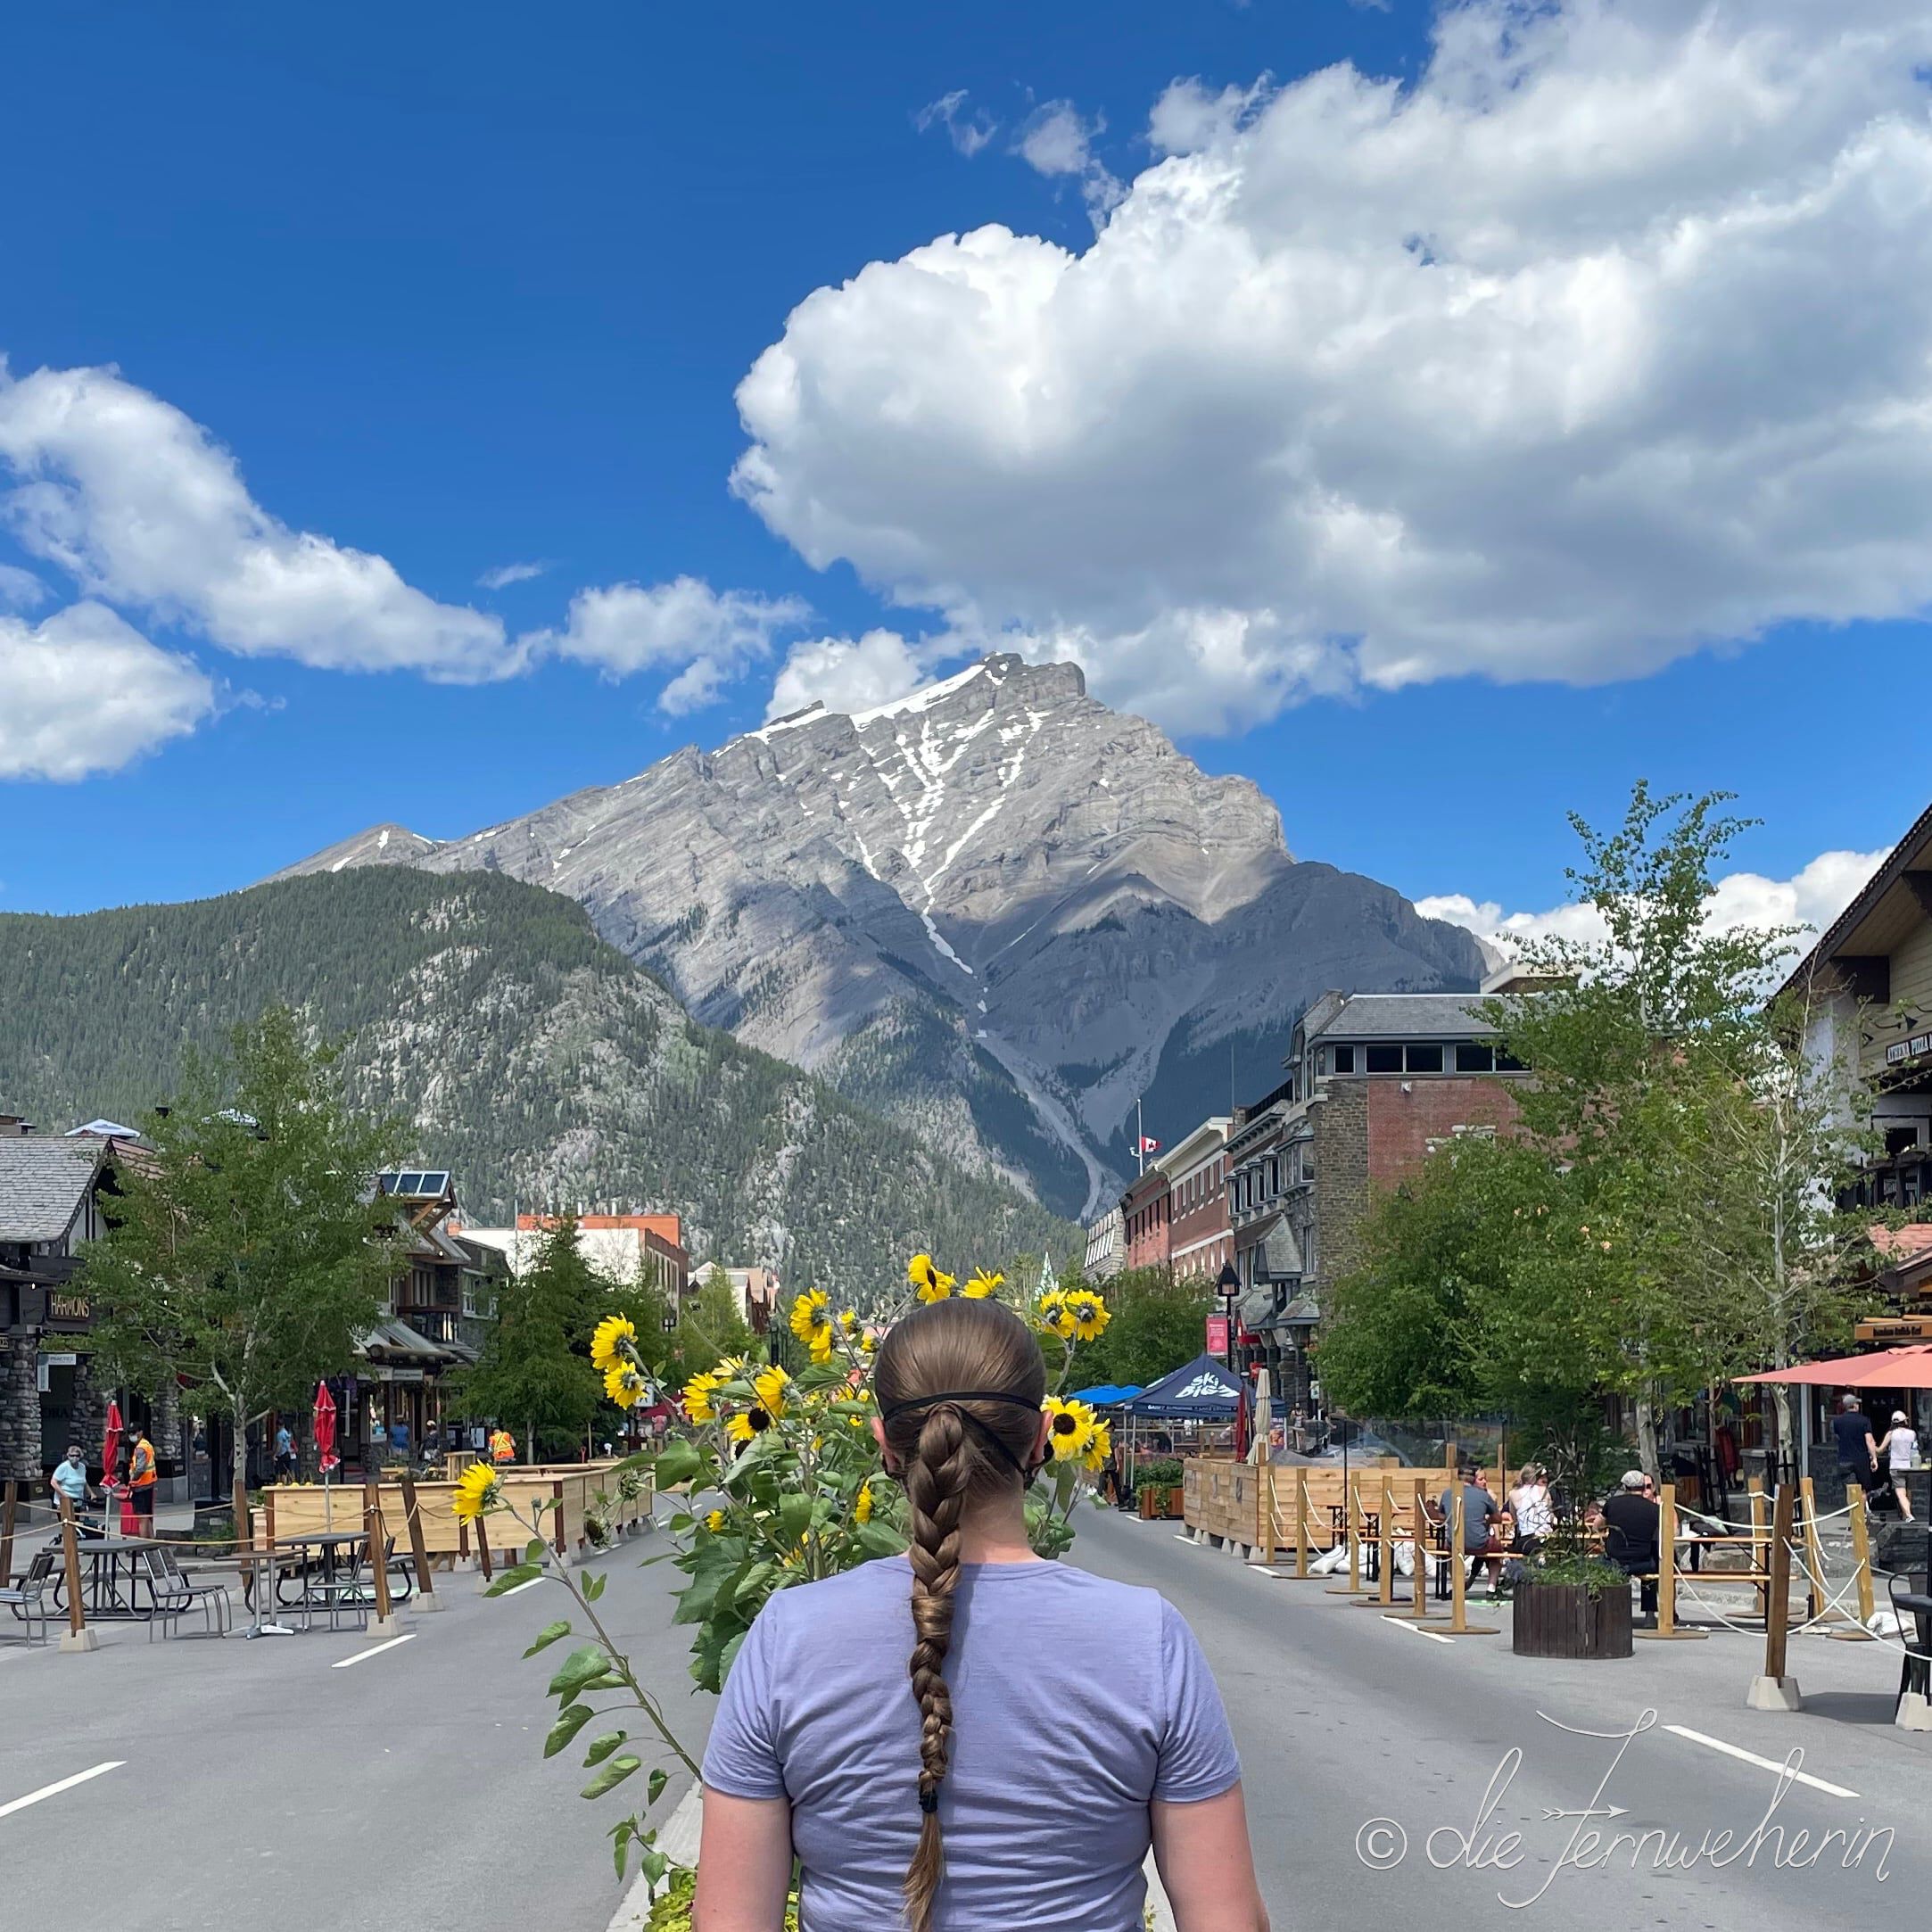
[313,1381,340,1529]
[100,1399,122,1538]
[1736,1344,1932,1389]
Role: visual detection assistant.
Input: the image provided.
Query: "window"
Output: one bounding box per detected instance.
[1456,1043,1495,1073]
[1366,1044,1403,1073]
[1332,1044,1356,1074]
[1496,1049,1526,1072]
[1886,1127,1920,1158]
[1405,1044,1444,1074]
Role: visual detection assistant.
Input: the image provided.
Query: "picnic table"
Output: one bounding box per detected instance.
[22,1536,167,1620]
[273,1531,372,1631]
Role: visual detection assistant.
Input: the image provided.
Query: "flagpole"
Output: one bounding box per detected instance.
[1136,1099,1145,1178]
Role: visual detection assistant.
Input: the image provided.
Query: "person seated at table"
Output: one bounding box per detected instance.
[1437,1464,1500,1594]
[1602,1470,1661,1625]
[49,1441,94,1530]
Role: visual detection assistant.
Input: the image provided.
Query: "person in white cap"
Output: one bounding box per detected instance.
[1882,1410,1919,1521]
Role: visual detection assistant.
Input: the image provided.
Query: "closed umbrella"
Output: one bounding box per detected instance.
[1249,1368,1273,1466]
[99,1399,122,1540]
[313,1382,339,1530]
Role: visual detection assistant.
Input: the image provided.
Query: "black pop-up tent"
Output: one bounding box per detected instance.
[1120,1354,1246,1421]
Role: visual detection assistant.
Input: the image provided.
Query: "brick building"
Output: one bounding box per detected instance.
[1229,987,1529,1407]
[1160,1118,1232,1284]
[1121,1166,1172,1272]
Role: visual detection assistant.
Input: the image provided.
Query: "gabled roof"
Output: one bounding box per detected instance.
[0,1137,105,1243]
[1776,801,1926,1000]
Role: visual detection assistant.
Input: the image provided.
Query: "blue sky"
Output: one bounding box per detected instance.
[4,1,1929,938]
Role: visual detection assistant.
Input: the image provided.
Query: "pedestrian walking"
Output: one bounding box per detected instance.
[127,1423,158,1540]
[1603,1470,1662,1625]
[1883,1410,1919,1522]
[273,1422,295,1482]
[694,1297,1269,1932]
[48,1441,93,1530]
[1507,1463,1554,1560]
[1831,1392,1879,1507]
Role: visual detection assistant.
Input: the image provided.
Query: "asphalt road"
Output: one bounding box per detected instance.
[4,1506,1928,1930]
[1072,1506,1932,1928]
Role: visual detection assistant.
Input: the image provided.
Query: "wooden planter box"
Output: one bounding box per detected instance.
[1137,1485,1185,1521]
[1512,1580,1633,1659]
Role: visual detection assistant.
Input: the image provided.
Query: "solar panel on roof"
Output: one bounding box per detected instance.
[421,1171,450,1194]
[399,1170,425,1194]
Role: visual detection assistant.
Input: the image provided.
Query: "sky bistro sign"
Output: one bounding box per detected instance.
[1855,1316,1932,1342]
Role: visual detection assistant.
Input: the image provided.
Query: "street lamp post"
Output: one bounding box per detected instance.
[1215,1261,1241,1373]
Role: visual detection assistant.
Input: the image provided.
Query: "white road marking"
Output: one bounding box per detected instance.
[331,1632,417,1669]
[1173,1535,1198,1546]
[1383,1615,1455,1645]
[1663,1724,1858,1798]
[0,1761,124,1821]
[498,1576,543,1597]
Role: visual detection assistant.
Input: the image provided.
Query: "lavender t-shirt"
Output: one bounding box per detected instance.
[702,1555,1240,1931]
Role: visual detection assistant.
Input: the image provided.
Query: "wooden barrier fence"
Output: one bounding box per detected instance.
[261,1460,650,1563]
[1182,1458,1463,1566]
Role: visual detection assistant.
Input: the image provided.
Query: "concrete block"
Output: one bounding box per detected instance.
[366,1614,406,1639]
[1895,1691,1932,1731]
[1746,1674,1802,1711]
[58,1626,100,1653]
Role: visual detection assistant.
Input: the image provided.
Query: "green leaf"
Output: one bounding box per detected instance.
[778,1491,813,1548]
[793,1360,849,1392]
[486,1563,541,1596]
[580,1670,628,1691]
[653,1439,702,1488]
[522,1619,571,1657]
[666,1512,694,1532]
[581,1753,641,1799]
[855,1520,908,1558]
[611,1818,634,1881]
[637,1845,668,1887]
[546,1642,610,1698]
[647,1767,668,1806]
[582,1730,629,1766]
[543,1703,595,1759]
[583,1570,607,1602]
[525,1540,549,1565]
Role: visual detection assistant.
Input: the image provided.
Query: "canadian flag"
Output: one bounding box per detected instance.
[1137,1135,1161,1154]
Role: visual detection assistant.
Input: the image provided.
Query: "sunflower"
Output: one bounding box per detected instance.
[1042,1396,1096,1462]
[788,1288,831,1346]
[704,1508,726,1533]
[855,1481,874,1524]
[682,1369,724,1424]
[590,1312,638,1373]
[860,1332,878,1355]
[753,1364,791,1417]
[604,1361,648,1409]
[962,1268,1003,1299]
[725,1405,777,1445]
[451,1461,501,1523]
[909,1253,956,1302]
[1083,1419,1113,1474]
[1063,1290,1110,1342]
[1036,1292,1077,1341]
[838,1308,860,1333]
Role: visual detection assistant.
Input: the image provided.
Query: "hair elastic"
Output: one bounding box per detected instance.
[920,1789,938,1814]
[881,1391,1044,1484]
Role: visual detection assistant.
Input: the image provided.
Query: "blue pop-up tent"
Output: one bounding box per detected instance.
[1069,1383,1143,1407]
[1119,1354,1245,1421]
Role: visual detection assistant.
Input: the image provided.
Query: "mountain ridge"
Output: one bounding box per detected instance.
[275,654,1487,1215]
[0,866,1080,1294]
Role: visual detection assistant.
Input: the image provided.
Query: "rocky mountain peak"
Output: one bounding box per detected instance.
[271,653,1482,1217]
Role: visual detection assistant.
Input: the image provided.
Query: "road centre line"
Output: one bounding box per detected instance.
[1663,1724,1859,1798]
[0,1762,124,1821]
[331,1632,417,1669]
[1383,1615,1455,1644]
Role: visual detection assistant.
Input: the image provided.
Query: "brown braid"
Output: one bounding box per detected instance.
[875,1299,1046,1932]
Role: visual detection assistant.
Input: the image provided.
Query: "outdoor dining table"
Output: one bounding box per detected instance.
[54,1537,166,1621]
[272,1531,370,1631]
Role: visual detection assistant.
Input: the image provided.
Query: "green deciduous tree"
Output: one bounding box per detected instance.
[82,1005,405,1513]
[664,1265,755,1391]
[458,1217,607,1459]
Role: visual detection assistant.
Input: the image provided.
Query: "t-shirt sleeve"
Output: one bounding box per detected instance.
[701,1601,789,1800]
[1152,1599,1241,1804]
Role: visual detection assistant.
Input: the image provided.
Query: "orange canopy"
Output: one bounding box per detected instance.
[1736,1343,1932,1389]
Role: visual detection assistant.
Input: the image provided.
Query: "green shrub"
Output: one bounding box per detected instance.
[1137,1457,1185,1487]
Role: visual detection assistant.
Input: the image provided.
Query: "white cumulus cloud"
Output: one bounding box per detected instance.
[540,577,809,714]
[0,562,46,609]
[0,601,215,780]
[735,2,1932,738]
[764,629,929,721]
[0,363,519,682]
[1417,847,1893,953]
